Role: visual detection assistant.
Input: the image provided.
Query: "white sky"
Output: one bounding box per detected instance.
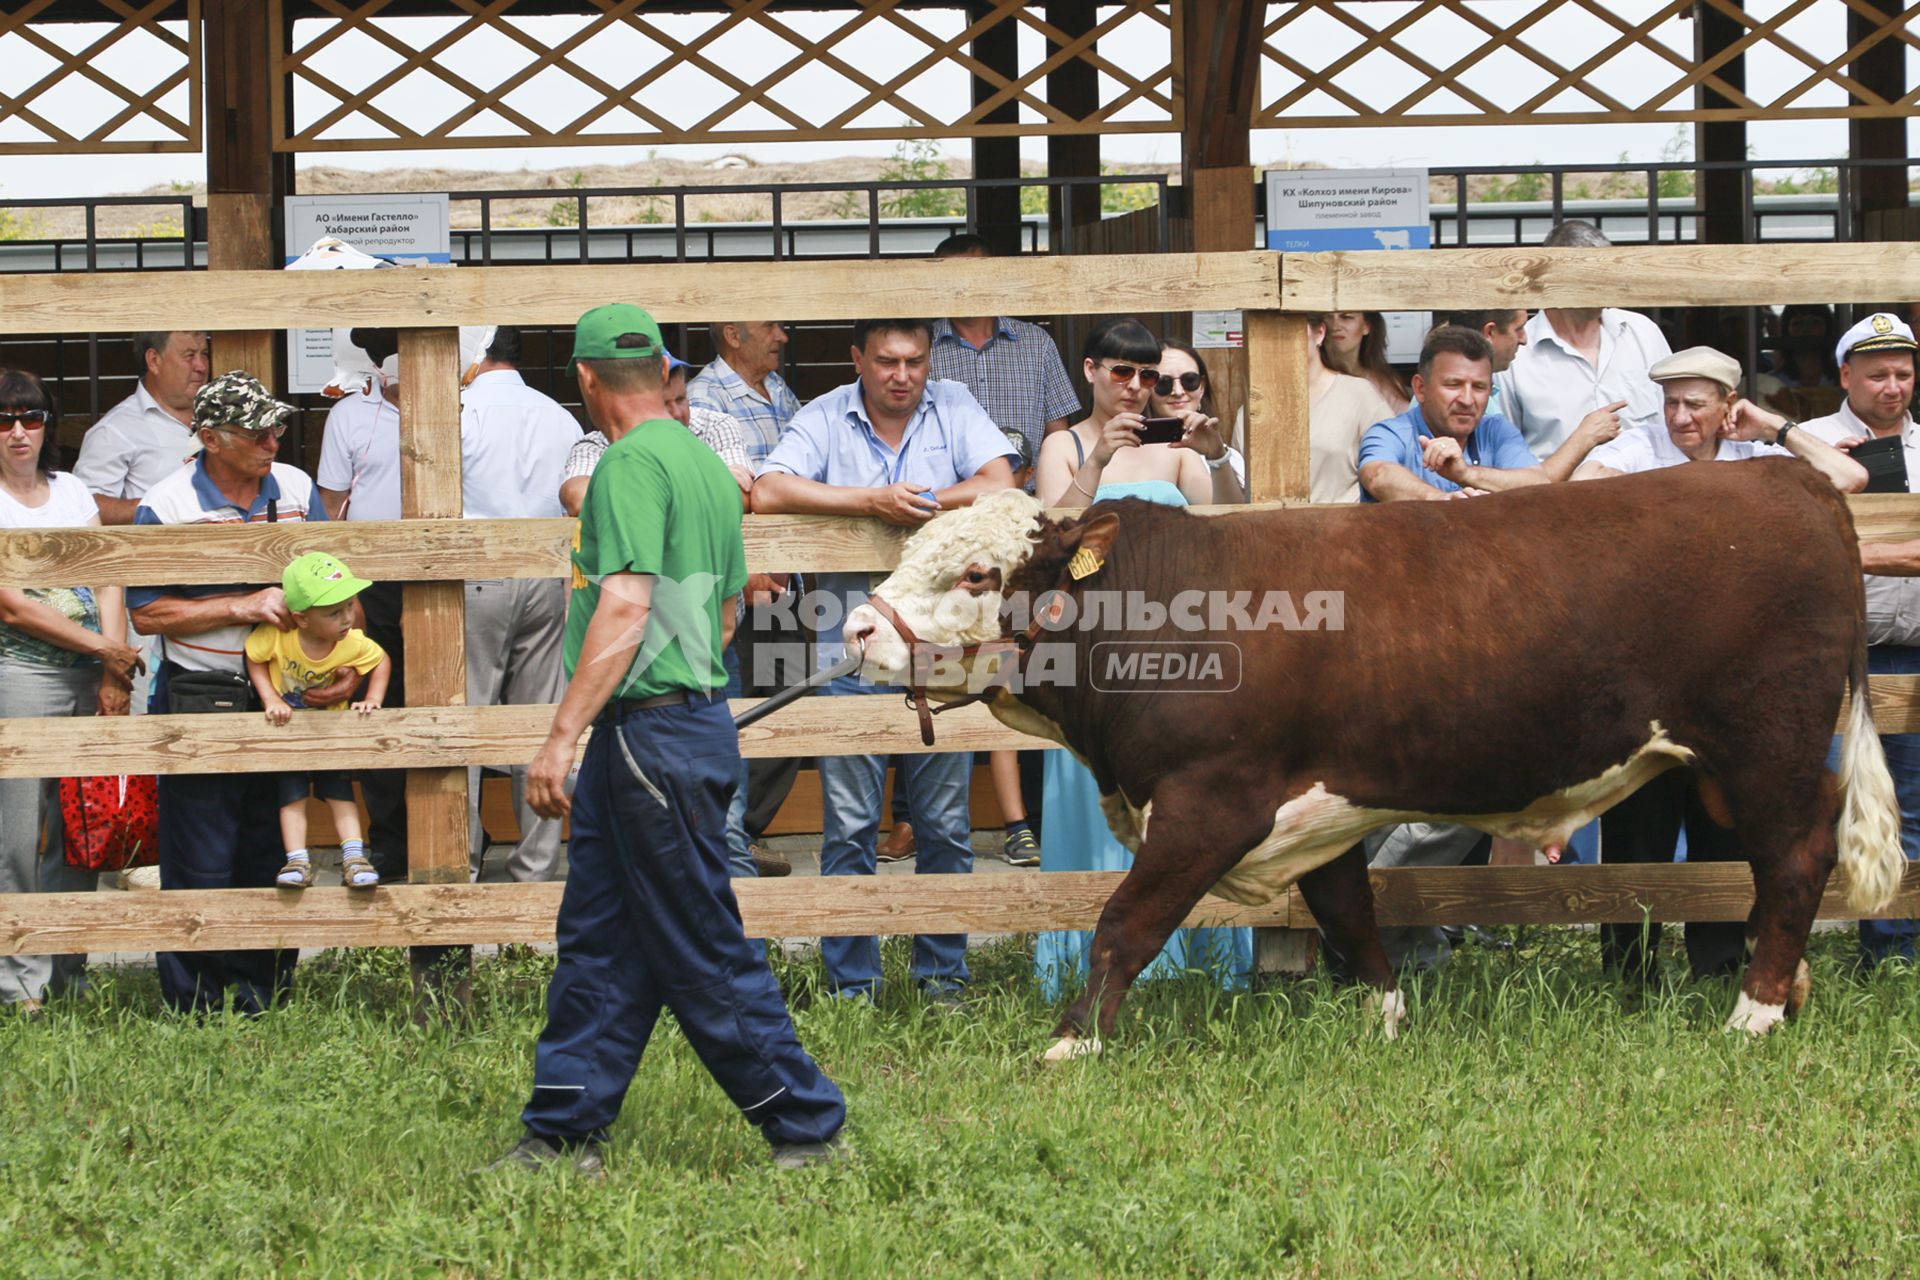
[0,3,1909,200]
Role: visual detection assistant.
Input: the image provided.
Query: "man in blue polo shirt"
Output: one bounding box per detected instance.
[752,318,1016,1005]
[1358,325,1550,502]
[129,371,330,1015]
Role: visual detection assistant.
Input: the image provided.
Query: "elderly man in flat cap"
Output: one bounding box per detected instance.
[1572,345,1867,492]
[1567,347,1868,983]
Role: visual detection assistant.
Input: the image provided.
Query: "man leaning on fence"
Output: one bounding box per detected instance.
[750,317,1017,1006]
[1802,312,1920,964]
[129,371,331,1016]
[486,303,845,1178]
[459,326,582,884]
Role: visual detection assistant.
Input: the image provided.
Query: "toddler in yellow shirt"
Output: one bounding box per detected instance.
[245,552,392,889]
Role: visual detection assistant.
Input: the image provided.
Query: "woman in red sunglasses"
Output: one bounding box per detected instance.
[1034,318,1245,511]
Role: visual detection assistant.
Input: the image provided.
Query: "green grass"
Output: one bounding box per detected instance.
[5,930,1920,1277]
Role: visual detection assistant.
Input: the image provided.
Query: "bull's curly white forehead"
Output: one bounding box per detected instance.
[882,488,1045,595]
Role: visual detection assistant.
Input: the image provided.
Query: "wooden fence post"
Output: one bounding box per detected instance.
[1243,303,1319,974]
[397,327,471,1011]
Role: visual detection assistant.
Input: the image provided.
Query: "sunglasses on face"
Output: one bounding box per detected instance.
[0,410,50,430]
[218,422,288,443]
[1099,362,1160,386]
[1155,372,1205,396]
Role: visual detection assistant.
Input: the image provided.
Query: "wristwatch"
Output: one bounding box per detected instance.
[1204,448,1233,471]
[1774,418,1797,447]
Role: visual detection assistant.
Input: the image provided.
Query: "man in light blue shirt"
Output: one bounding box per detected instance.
[754,318,1016,1004]
[1358,325,1549,502]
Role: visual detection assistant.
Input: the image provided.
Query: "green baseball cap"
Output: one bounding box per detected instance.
[567,303,683,376]
[283,551,372,613]
[193,370,295,434]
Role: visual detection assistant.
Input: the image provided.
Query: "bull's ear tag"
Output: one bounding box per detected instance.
[1068,546,1104,580]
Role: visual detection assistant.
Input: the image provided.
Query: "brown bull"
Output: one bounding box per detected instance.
[842,460,1903,1057]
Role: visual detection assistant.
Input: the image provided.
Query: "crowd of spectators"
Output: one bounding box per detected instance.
[3,216,1916,1021]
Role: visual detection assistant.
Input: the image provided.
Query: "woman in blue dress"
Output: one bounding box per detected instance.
[1028,319,1252,1001]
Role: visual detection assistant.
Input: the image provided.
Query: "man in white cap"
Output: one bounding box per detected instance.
[1570,346,1867,983]
[1573,345,1867,492]
[1800,312,1920,964]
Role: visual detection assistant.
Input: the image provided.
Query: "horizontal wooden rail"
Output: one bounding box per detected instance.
[1,244,1915,332]
[5,676,1920,780]
[0,698,1043,779]
[1279,243,1920,312]
[5,496,1919,590]
[5,864,1917,957]
[0,506,1288,589]
[0,252,1282,334]
[5,678,1919,779]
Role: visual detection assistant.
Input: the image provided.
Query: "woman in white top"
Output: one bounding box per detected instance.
[1322,310,1410,415]
[1306,315,1397,504]
[0,370,145,1015]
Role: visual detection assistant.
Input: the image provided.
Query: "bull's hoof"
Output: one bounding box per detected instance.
[1041,1034,1103,1064]
[1785,960,1812,1017]
[1724,991,1787,1036]
[1366,989,1407,1041]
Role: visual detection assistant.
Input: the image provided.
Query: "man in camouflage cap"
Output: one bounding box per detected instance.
[130,368,332,1015]
[193,369,295,435]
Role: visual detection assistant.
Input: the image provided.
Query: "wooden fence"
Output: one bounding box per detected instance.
[4,245,1920,960]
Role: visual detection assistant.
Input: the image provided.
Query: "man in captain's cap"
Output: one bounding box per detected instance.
[1572,345,1867,492]
[1801,312,1920,964]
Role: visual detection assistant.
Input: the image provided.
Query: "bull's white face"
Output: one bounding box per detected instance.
[845,489,1044,688]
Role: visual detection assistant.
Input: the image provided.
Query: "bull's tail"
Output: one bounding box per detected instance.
[1836,650,1904,913]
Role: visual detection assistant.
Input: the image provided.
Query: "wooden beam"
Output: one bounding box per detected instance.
[0,503,1342,589]
[968,0,1023,256]
[1243,311,1312,502]
[0,697,1047,779]
[1045,0,1100,248]
[6,863,1918,957]
[1279,244,1920,313]
[1695,0,1747,248]
[396,328,468,888]
[0,252,1284,336]
[204,0,285,386]
[5,675,1917,781]
[1849,0,1908,230]
[1178,0,1261,179]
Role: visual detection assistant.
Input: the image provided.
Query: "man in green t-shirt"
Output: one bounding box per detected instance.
[485,304,845,1178]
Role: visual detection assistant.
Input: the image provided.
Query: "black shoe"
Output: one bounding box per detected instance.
[919,984,967,1013]
[474,1134,605,1180]
[770,1133,850,1170]
[1001,828,1041,867]
[750,842,793,878]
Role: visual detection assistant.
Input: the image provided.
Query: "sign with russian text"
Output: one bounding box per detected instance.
[283,195,452,393]
[1263,168,1431,252]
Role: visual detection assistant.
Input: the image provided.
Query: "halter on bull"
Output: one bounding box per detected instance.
[827,472,1902,1058]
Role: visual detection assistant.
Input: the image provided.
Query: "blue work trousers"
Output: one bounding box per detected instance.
[520,695,844,1149]
[156,768,295,1015]
[817,746,973,997]
[722,646,755,879]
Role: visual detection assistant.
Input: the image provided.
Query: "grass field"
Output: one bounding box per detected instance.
[5,929,1920,1278]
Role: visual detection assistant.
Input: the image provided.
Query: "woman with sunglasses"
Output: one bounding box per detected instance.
[0,370,145,1018]
[1322,311,1410,415]
[1030,318,1251,1001]
[1034,320,1245,510]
